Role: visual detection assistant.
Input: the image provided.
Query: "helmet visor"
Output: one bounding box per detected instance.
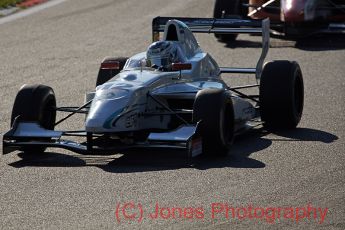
[147,55,170,68]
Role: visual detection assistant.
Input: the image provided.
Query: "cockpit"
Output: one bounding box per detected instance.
[123,19,201,72]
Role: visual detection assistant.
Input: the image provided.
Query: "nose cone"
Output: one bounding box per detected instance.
[85,98,129,132]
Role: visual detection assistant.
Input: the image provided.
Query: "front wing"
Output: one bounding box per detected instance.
[3,120,203,159]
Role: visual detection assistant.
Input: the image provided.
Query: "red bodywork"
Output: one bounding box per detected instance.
[248,0,345,23]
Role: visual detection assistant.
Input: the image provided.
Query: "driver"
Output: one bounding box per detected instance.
[146,41,184,71]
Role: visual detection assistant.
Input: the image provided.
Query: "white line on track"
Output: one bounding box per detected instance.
[0,0,66,25]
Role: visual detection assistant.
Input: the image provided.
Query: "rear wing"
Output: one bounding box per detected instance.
[152,17,270,80]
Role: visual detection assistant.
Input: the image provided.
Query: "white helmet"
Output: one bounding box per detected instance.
[146,41,180,70]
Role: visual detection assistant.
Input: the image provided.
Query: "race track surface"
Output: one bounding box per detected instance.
[0,0,344,229]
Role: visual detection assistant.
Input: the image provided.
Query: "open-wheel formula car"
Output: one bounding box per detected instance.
[213,0,345,41]
[3,17,304,159]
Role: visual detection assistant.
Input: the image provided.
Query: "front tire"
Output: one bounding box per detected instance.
[259,61,304,129]
[11,84,57,153]
[193,89,235,156]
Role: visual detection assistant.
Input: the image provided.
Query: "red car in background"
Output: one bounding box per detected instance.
[214,0,345,41]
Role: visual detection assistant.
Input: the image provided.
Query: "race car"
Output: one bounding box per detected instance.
[214,0,345,41]
[3,17,304,159]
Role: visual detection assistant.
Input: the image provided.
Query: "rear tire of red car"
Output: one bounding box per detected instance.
[259,61,304,129]
[193,89,235,156]
[96,57,128,87]
[213,0,248,42]
[11,84,57,154]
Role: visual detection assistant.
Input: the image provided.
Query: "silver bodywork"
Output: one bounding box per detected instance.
[85,19,265,134]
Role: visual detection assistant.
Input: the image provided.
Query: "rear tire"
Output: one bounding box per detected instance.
[193,89,234,156]
[213,0,248,42]
[259,61,304,129]
[96,57,128,87]
[11,84,57,154]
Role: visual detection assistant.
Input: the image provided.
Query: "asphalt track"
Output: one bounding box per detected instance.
[0,0,344,229]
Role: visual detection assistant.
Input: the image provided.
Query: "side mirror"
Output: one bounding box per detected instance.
[100,60,120,70]
[172,63,192,71]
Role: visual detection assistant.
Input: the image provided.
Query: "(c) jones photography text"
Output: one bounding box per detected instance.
[115,202,328,224]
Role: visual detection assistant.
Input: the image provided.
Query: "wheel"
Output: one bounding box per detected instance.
[11,84,57,153]
[96,57,128,87]
[193,89,235,156]
[213,0,248,42]
[259,61,304,129]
